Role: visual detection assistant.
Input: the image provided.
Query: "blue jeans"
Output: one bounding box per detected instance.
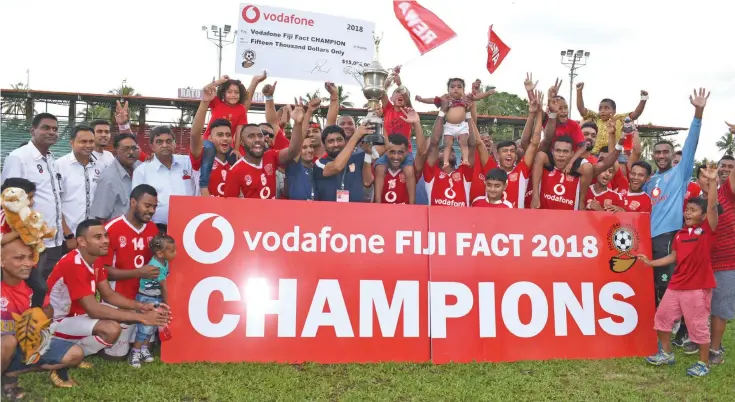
[374,152,415,169]
[135,294,162,344]
[6,337,76,373]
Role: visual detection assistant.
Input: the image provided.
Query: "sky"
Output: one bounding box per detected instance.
[1,0,733,159]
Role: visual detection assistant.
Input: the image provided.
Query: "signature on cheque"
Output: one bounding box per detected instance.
[311,59,332,74]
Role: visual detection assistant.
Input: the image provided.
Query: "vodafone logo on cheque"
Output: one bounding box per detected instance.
[241,4,315,26]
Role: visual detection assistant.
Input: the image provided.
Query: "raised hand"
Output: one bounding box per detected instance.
[115,100,129,125]
[701,165,718,180]
[689,87,710,109]
[607,119,617,137]
[640,89,649,97]
[202,85,216,102]
[262,81,278,97]
[355,119,375,138]
[549,78,563,99]
[399,107,420,124]
[472,79,482,94]
[254,70,267,84]
[325,82,337,97]
[576,82,584,91]
[219,75,230,82]
[308,97,322,111]
[528,90,543,113]
[726,121,735,134]
[524,72,538,93]
[548,95,560,113]
[291,104,305,124]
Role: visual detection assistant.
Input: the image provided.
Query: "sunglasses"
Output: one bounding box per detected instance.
[260,128,274,138]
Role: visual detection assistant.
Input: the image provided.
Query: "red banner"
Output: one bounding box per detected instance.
[163,197,655,364]
[486,25,510,74]
[393,1,456,55]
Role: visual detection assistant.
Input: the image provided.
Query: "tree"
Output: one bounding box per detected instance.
[639,135,680,161]
[322,85,353,108]
[475,87,529,141]
[304,89,326,124]
[77,104,110,121]
[716,132,734,156]
[108,84,142,120]
[2,82,32,117]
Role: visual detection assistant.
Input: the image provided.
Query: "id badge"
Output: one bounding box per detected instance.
[336,190,350,203]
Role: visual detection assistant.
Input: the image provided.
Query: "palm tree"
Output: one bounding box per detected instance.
[304,89,325,124]
[2,82,31,117]
[109,84,142,120]
[322,85,353,108]
[77,104,110,121]
[716,132,734,156]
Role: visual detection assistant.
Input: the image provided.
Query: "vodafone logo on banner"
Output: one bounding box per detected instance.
[241,5,261,23]
[241,3,315,26]
[182,213,236,264]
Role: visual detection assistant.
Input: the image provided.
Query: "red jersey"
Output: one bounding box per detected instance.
[669,222,717,290]
[423,163,471,207]
[1,281,34,334]
[585,186,623,210]
[382,100,412,151]
[539,167,581,210]
[712,184,735,271]
[0,210,11,234]
[472,197,513,208]
[469,154,498,205]
[96,216,159,300]
[610,168,629,195]
[272,128,290,151]
[585,154,599,164]
[209,157,231,197]
[622,191,652,213]
[223,150,280,199]
[381,168,410,204]
[553,119,585,150]
[503,160,532,208]
[203,97,247,141]
[47,250,98,319]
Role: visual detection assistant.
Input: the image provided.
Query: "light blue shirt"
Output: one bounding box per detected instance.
[644,117,701,237]
[131,154,199,224]
[139,258,169,297]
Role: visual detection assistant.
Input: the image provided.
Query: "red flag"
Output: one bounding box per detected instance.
[393,1,456,55]
[486,25,510,74]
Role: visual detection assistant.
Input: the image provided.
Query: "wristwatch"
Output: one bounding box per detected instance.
[64,233,74,240]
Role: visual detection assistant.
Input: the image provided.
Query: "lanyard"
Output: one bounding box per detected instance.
[83,165,91,220]
[305,162,315,201]
[340,169,348,191]
[42,156,62,242]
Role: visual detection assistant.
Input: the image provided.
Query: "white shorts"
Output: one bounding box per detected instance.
[443,121,469,138]
[53,315,112,356]
[103,323,136,357]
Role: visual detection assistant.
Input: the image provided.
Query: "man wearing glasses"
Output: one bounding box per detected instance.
[91,133,143,223]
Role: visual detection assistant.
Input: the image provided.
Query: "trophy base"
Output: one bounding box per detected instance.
[363,133,385,145]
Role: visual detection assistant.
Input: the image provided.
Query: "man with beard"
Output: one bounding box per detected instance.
[91,134,142,223]
[47,219,169,361]
[191,84,235,197]
[57,125,102,248]
[313,121,375,202]
[2,239,85,392]
[2,113,64,307]
[643,88,708,348]
[90,119,115,169]
[94,185,161,360]
[585,167,624,211]
[531,136,589,210]
[422,98,477,207]
[374,109,426,204]
[622,161,653,213]
[471,90,543,208]
[223,82,304,199]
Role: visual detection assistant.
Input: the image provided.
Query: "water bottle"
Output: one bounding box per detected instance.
[622,117,634,152]
[158,325,172,342]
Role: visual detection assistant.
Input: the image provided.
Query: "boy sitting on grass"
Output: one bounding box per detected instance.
[638,165,719,377]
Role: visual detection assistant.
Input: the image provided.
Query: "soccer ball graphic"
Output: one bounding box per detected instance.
[613,228,634,253]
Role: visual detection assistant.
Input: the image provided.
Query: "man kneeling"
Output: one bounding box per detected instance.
[46,219,170,362]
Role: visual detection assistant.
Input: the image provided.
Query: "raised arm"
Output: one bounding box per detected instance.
[244,71,267,111]
[575,82,589,117]
[414,95,437,105]
[402,108,427,171]
[190,86,217,160]
[263,82,279,132]
[627,130,642,170]
[530,152,545,209]
[278,104,305,165]
[675,88,709,185]
[426,98,448,168]
[701,166,719,230]
[593,120,625,176]
[321,122,372,177]
[524,104,543,169]
[628,90,649,120]
[325,82,339,125]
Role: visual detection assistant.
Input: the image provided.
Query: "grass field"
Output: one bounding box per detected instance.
[16,329,735,401]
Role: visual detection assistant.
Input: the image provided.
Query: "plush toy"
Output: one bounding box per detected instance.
[1,187,57,262]
[12,307,53,365]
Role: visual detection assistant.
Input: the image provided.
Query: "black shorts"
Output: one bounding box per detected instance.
[652,231,677,305]
[6,337,76,373]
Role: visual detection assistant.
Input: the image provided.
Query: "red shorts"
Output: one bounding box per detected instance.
[653,289,712,344]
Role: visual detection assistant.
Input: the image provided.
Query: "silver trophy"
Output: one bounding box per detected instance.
[351,34,393,145]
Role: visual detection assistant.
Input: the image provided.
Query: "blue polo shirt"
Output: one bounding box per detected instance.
[314,152,366,202]
[285,158,315,201]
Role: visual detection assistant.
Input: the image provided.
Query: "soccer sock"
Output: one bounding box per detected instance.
[55,368,70,381]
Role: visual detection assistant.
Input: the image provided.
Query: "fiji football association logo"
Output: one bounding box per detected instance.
[607,223,640,273]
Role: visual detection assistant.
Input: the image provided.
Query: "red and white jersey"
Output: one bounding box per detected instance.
[622,191,652,213]
[472,197,513,208]
[539,167,581,210]
[209,157,231,197]
[96,216,159,300]
[381,169,409,204]
[469,157,498,205]
[585,186,623,210]
[0,210,11,234]
[502,160,531,208]
[223,150,280,199]
[423,163,472,207]
[47,250,98,319]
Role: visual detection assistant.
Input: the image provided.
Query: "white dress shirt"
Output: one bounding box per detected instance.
[1,142,63,247]
[131,154,199,224]
[56,152,102,234]
[92,150,116,170]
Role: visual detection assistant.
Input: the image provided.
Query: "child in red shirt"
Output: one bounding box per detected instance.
[639,166,719,377]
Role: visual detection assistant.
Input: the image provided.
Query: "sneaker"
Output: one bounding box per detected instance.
[686,361,710,377]
[78,360,94,369]
[683,342,699,355]
[49,370,75,388]
[140,348,155,363]
[646,351,675,366]
[672,334,690,348]
[128,350,142,368]
[710,349,725,365]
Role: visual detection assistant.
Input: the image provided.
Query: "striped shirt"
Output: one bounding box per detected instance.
[712,183,735,271]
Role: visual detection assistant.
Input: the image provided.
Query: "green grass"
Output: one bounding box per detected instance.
[17,329,735,401]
